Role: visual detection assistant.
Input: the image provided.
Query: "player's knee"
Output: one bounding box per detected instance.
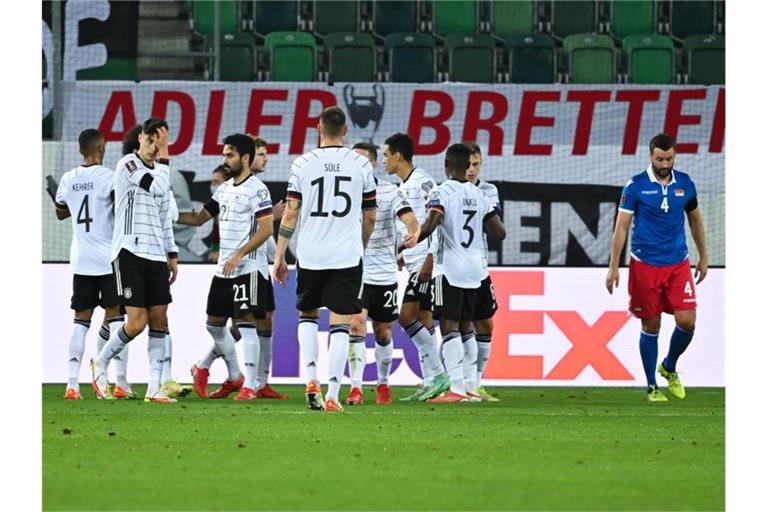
[476,318,493,335]
[74,309,94,321]
[676,315,696,333]
[349,315,366,336]
[641,317,661,334]
[373,322,392,341]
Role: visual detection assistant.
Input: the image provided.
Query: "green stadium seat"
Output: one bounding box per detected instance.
[670,1,715,40]
[384,33,435,83]
[683,34,724,85]
[76,59,138,80]
[433,1,478,37]
[609,0,656,38]
[324,32,377,82]
[220,32,255,81]
[264,31,316,82]
[550,1,598,39]
[504,35,556,84]
[373,1,419,36]
[254,0,299,35]
[623,34,675,84]
[491,0,536,36]
[192,0,239,39]
[563,33,616,83]
[314,0,359,35]
[444,33,496,83]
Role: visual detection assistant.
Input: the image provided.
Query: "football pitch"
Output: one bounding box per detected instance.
[43,385,724,511]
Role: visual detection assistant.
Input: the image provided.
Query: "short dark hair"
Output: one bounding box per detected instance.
[141,117,169,136]
[78,128,104,154]
[223,133,256,164]
[122,125,142,155]
[463,141,481,156]
[649,133,676,153]
[252,136,268,149]
[212,164,227,176]
[320,106,346,137]
[384,132,414,162]
[445,143,471,177]
[352,142,378,162]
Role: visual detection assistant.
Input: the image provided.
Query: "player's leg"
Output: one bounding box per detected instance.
[255,306,288,399]
[146,304,171,401]
[193,276,234,397]
[345,308,368,405]
[67,275,98,399]
[372,320,394,405]
[230,312,259,401]
[428,313,466,403]
[414,278,450,400]
[460,321,479,400]
[296,265,325,410]
[473,276,499,401]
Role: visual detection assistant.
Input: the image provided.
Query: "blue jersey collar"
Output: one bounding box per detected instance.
[645,165,676,186]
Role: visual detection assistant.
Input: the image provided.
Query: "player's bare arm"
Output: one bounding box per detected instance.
[362,208,377,249]
[177,207,213,226]
[223,214,274,278]
[686,207,708,284]
[273,198,300,286]
[606,211,633,294]
[399,211,420,249]
[167,255,178,285]
[419,253,434,283]
[483,214,506,241]
[416,208,444,243]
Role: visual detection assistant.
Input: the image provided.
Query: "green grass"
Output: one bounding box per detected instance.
[43,385,724,511]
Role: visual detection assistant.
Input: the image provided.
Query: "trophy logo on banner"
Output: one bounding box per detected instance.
[343,84,385,143]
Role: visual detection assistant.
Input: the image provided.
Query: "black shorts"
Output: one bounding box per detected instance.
[113,249,172,308]
[206,271,275,319]
[296,260,363,315]
[362,283,399,323]
[432,275,478,322]
[71,273,120,311]
[473,275,498,321]
[402,271,432,310]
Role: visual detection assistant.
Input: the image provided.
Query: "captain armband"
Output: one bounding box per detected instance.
[279,226,295,239]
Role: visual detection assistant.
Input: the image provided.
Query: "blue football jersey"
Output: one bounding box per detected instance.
[618,166,698,266]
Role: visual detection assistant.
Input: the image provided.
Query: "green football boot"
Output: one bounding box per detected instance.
[476,386,500,402]
[658,362,686,399]
[399,384,429,402]
[646,385,669,402]
[417,372,451,401]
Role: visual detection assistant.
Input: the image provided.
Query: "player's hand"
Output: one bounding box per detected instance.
[272,200,286,221]
[155,126,169,152]
[168,257,178,285]
[207,251,219,263]
[418,268,432,283]
[694,258,708,284]
[605,267,620,294]
[223,254,242,278]
[402,233,418,249]
[273,258,288,286]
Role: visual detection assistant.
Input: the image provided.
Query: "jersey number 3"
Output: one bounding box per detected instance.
[461,210,477,248]
[77,194,93,232]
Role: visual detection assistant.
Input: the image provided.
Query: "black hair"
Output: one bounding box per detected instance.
[122,125,142,155]
[141,117,169,136]
[78,128,104,154]
[320,106,346,137]
[649,133,676,153]
[223,133,256,164]
[445,143,471,178]
[384,132,414,162]
[352,141,378,162]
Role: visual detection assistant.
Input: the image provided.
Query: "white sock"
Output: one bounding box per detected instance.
[161,331,173,383]
[256,330,272,390]
[108,318,129,388]
[441,332,465,395]
[240,324,260,390]
[298,317,319,382]
[68,320,90,390]
[462,332,478,394]
[327,324,350,402]
[405,321,443,383]
[348,335,366,389]
[147,330,165,396]
[206,320,240,381]
[476,335,492,384]
[96,323,111,383]
[97,325,132,369]
[200,345,220,369]
[375,337,394,385]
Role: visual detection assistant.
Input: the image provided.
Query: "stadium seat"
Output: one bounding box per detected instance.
[609,0,656,39]
[623,34,675,84]
[503,35,556,84]
[324,32,377,82]
[563,33,616,83]
[219,32,255,81]
[384,33,436,83]
[253,0,299,36]
[444,33,496,83]
[683,34,724,85]
[264,31,316,82]
[670,1,715,40]
[432,1,478,37]
[373,1,419,36]
[191,0,240,39]
[313,0,359,35]
[490,0,536,36]
[550,1,598,40]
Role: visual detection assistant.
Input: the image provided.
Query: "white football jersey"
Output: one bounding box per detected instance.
[286,146,376,270]
[208,174,273,279]
[111,153,178,263]
[55,164,115,275]
[427,179,495,289]
[397,167,437,273]
[476,180,500,277]
[364,179,412,285]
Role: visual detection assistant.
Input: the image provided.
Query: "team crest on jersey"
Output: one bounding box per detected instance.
[125,160,137,173]
[674,188,685,197]
[619,194,626,206]
[421,181,434,193]
[123,287,133,299]
[257,189,269,200]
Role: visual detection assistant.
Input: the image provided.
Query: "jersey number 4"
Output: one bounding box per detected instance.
[660,197,669,213]
[309,176,352,218]
[77,194,93,232]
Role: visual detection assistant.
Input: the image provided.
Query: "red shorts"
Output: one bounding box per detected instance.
[628,258,697,319]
